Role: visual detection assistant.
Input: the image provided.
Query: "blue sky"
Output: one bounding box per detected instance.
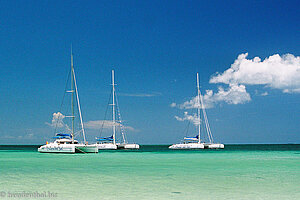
[0,0,299,144]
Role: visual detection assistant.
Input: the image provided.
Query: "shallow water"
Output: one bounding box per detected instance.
[0,145,299,200]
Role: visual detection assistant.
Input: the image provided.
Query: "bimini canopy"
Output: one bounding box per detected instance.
[96,136,114,141]
[184,135,199,141]
[53,133,72,139]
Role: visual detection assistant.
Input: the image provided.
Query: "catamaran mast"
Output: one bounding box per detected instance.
[69,48,86,144]
[197,72,214,144]
[112,70,116,145]
[196,73,201,144]
[116,97,127,144]
[200,86,213,144]
[73,66,86,144]
[71,49,75,143]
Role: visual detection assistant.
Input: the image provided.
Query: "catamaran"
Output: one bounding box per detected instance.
[38,51,98,153]
[95,70,140,150]
[169,73,224,149]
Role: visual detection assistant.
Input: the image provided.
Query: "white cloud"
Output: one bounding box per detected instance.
[47,112,65,128]
[1,133,35,140]
[84,120,136,132]
[172,53,299,111]
[176,96,199,109]
[1,135,15,139]
[210,53,300,93]
[283,88,300,93]
[175,111,200,126]
[170,102,177,107]
[203,84,251,107]
[118,92,162,97]
[17,133,35,139]
[173,84,251,109]
[46,112,71,132]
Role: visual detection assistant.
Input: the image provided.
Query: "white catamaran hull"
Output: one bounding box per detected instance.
[96,143,118,150]
[204,143,224,149]
[169,143,205,149]
[38,144,98,153]
[38,144,75,153]
[117,143,140,149]
[75,144,99,153]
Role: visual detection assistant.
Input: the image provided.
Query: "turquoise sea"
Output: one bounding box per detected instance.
[0,145,299,200]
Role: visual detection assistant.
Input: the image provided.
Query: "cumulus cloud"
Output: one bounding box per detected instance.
[170,102,177,107]
[84,120,136,132]
[173,84,251,109]
[210,53,300,93]
[175,112,200,126]
[175,96,199,110]
[46,112,71,132]
[203,84,251,107]
[172,53,299,111]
